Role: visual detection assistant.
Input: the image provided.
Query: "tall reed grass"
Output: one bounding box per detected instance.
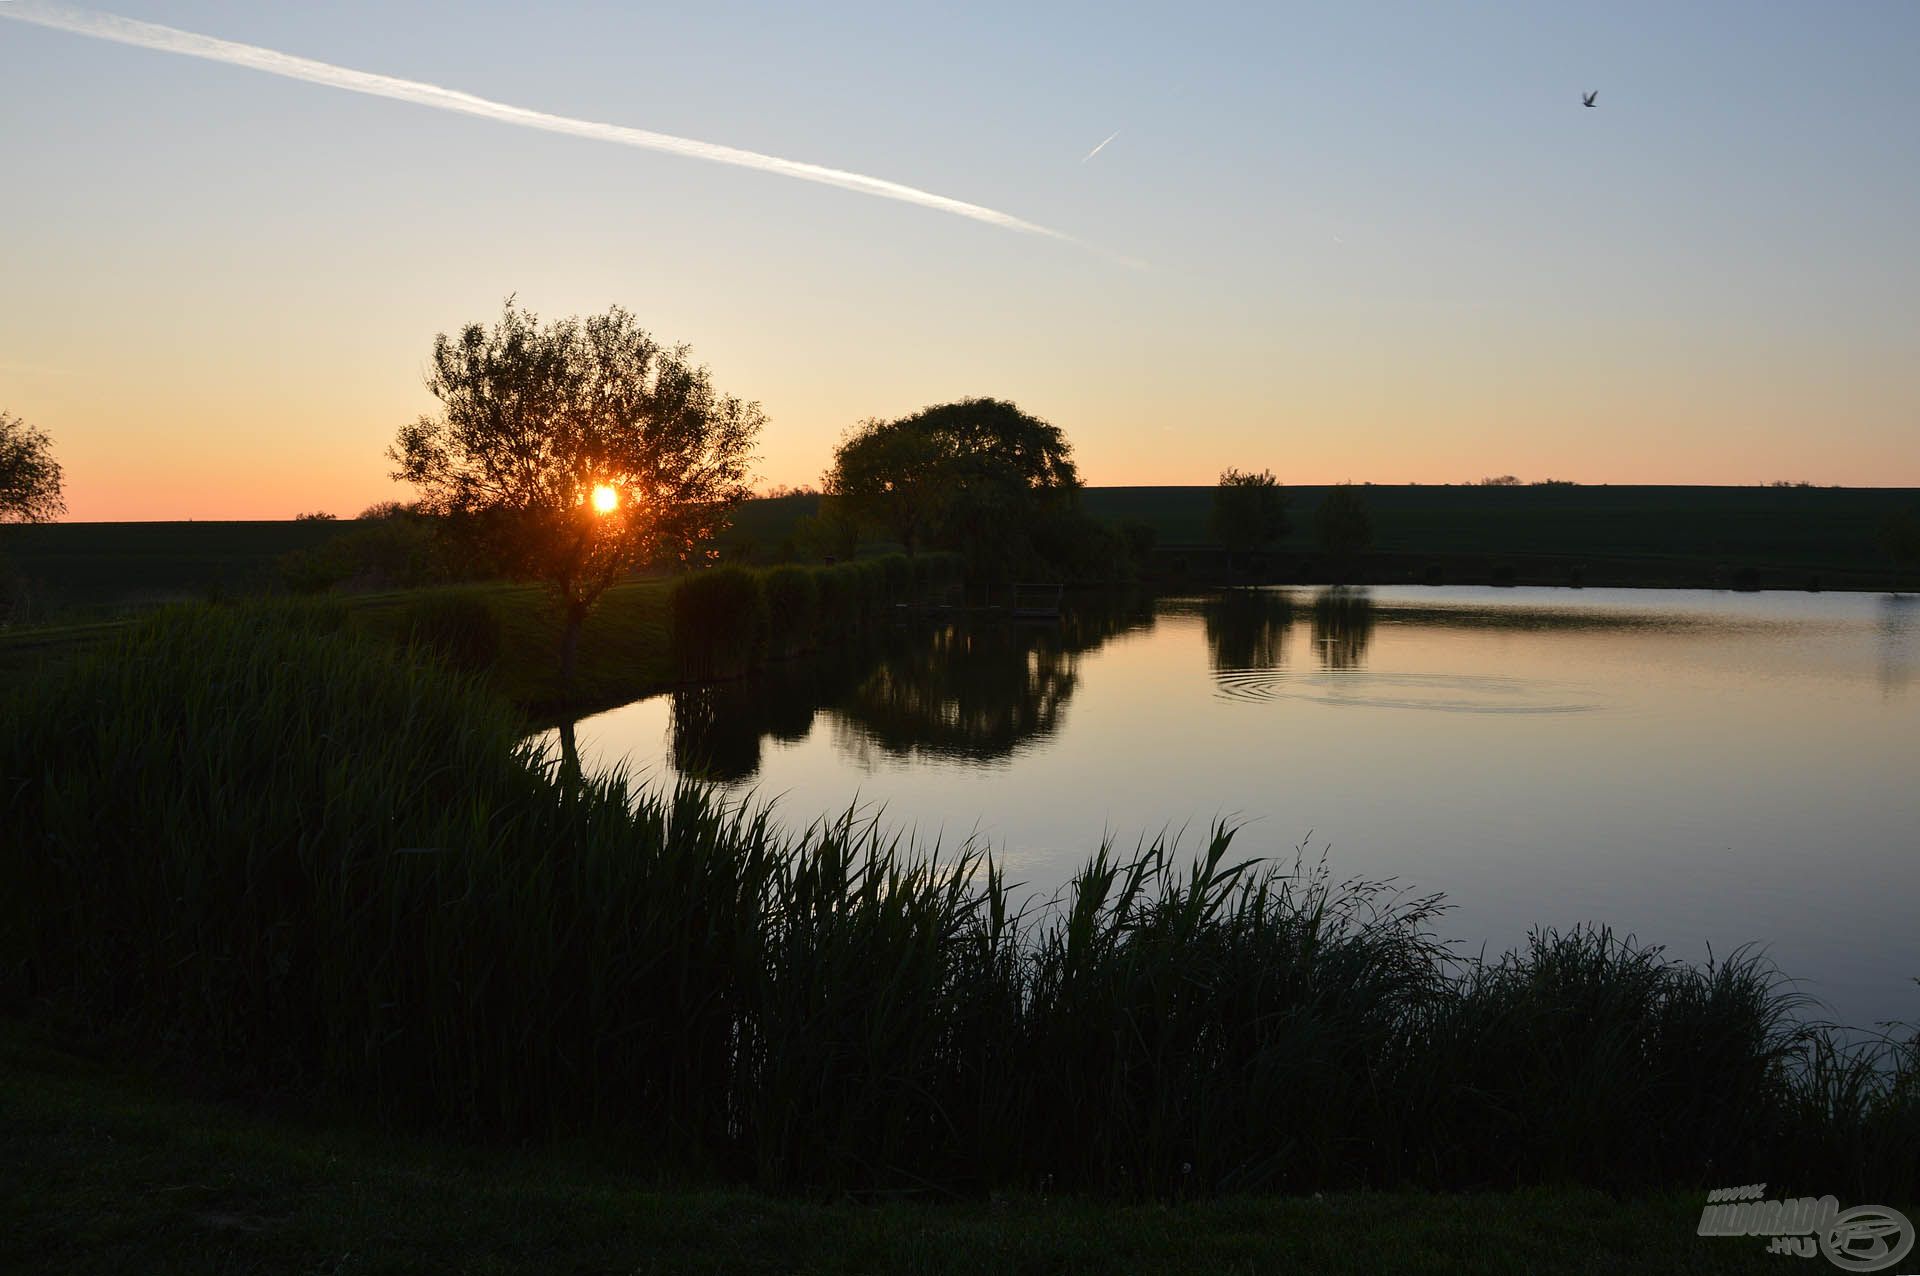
[3,602,1914,1198]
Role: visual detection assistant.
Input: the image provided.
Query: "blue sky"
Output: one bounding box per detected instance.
[2,1,1916,517]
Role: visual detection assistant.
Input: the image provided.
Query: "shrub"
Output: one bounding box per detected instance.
[1314,483,1375,560]
[402,590,501,675]
[912,551,966,601]
[670,566,768,678]
[277,514,476,594]
[812,563,861,632]
[761,565,820,657]
[1118,520,1158,566]
[877,553,913,602]
[853,559,887,610]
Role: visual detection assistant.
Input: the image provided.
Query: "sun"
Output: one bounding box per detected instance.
[590,484,619,514]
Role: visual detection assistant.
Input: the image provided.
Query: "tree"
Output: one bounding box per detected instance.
[795,494,860,561]
[823,397,1081,568]
[1209,468,1291,572]
[1882,509,1920,592]
[1314,482,1374,564]
[0,411,66,523]
[824,417,953,555]
[391,300,762,685]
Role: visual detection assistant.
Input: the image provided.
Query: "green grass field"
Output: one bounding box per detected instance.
[0,1021,1802,1276]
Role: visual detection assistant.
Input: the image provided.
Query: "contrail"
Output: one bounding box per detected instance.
[1080,130,1119,163]
[0,1,1074,245]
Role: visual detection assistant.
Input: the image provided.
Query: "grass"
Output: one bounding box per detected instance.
[0,552,964,717]
[1,1019,1823,1276]
[5,601,1916,1207]
[0,578,677,716]
[349,579,676,714]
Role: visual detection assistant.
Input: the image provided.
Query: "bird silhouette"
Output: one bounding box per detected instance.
[1582,91,1598,108]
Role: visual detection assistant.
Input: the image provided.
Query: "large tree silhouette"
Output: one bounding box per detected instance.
[392,301,762,685]
[824,397,1081,566]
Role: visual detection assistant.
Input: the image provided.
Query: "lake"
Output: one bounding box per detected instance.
[545,586,1919,1030]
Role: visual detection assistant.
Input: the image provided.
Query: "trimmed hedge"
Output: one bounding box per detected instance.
[670,559,915,680]
[762,566,820,657]
[812,563,861,634]
[877,554,913,602]
[670,567,768,679]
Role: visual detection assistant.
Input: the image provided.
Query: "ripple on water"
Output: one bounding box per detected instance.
[1210,669,1600,715]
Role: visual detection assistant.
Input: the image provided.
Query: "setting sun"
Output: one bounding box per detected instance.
[590,484,619,514]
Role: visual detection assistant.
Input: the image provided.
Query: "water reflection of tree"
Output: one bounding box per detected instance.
[1311,588,1375,670]
[666,596,1155,779]
[1878,595,1916,697]
[832,599,1154,764]
[1202,589,1295,672]
[669,654,869,782]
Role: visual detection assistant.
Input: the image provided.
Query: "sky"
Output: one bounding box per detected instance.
[2,0,1917,521]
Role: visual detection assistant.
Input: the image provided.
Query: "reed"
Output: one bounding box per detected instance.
[3,602,1913,1198]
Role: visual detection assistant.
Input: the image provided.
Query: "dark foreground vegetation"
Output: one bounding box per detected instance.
[4,603,1915,1207]
[1,1022,1809,1276]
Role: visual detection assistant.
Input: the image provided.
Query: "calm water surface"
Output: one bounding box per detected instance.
[548,587,1919,1028]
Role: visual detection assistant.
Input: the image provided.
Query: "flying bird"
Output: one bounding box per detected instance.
[1081,130,1120,163]
[1582,91,1598,108]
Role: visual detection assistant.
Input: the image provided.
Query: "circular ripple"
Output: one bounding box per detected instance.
[1210,669,1598,714]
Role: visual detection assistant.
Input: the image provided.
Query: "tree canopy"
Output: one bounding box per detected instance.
[1314,483,1375,559]
[1209,468,1291,560]
[391,300,762,679]
[823,398,1084,570]
[0,411,66,523]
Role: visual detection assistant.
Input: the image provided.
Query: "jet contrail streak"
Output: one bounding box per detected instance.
[1080,130,1119,163]
[0,1,1075,244]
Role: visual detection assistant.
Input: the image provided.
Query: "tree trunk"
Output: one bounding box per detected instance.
[556,716,582,795]
[559,600,588,694]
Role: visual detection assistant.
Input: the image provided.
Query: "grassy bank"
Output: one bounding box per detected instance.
[0,553,962,717]
[4,603,1914,1204]
[1,1021,1807,1275]
[0,580,676,715]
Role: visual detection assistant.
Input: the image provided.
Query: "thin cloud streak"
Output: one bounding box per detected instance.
[1,1,1079,246]
[1080,130,1120,163]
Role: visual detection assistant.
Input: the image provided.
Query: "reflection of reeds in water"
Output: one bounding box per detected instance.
[10,601,1918,1200]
